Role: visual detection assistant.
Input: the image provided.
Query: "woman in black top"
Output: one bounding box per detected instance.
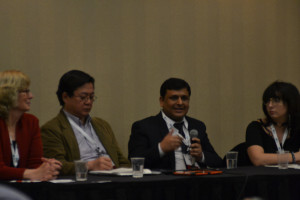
[246,81,300,166]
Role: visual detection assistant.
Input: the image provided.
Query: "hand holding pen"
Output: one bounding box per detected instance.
[86,150,113,171]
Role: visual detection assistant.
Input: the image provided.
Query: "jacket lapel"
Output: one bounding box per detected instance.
[156,112,176,169]
[185,116,196,133]
[90,119,118,165]
[157,112,170,138]
[58,111,81,160]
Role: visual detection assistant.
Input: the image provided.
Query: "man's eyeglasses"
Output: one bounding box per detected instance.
[73,95,97,102]
[263,97,283,106]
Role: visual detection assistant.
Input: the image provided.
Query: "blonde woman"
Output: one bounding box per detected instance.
[0,70,61,180]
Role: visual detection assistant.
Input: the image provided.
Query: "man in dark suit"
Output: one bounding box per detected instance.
[128,78,222,170]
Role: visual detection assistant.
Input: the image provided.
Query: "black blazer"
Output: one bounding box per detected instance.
[128,113,223,170]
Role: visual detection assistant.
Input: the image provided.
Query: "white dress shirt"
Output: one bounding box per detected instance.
[159,111,202,170]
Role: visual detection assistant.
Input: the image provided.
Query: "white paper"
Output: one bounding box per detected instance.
[264,164,300,169]
[89,167,152,176]
[49,179,75,183]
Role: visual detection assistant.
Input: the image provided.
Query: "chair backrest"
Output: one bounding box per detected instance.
[223,142,252,166]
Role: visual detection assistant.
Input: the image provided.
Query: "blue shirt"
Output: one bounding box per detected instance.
[63,110,110,161]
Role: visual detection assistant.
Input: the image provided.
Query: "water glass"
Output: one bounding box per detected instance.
[226,151,238,169]
[131,157,144,178]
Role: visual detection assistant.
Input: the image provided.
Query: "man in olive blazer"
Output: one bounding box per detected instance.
[42,110,130,175]
[41,70,129,175]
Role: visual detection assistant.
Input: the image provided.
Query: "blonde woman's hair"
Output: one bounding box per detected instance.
[0,70,30,118]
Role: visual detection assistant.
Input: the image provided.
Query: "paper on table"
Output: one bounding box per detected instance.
[265,164,300,169]
[89,167,152,176]
[49,179,75,183]
[264,165,278,168]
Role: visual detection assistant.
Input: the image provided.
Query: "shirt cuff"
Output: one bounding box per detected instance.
[158,143,165,157]
[200,152,205,163]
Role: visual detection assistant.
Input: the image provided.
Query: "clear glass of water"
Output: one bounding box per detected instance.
[277,150,289,169]
[131,157,145,178]
[75,160,88,181]
[226,151,238,169]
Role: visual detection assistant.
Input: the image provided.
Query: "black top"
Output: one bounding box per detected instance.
[246,120,300,153]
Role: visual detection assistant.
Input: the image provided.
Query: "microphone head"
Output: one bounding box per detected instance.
[189,129,198,138]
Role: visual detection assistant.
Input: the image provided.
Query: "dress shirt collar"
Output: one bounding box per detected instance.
[161,110,188,130]
[63,109,91,126]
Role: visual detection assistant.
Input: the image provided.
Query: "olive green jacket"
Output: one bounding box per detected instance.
[41,110,130,175]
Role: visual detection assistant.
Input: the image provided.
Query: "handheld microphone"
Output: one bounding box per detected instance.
[189,129,198,143]
[189,129,198,169]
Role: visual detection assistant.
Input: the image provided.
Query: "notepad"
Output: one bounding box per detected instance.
[89,167,153,176]
[265,164,300,169]
[49,179,75,183]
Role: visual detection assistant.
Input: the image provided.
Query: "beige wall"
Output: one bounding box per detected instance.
[1,0,299,158]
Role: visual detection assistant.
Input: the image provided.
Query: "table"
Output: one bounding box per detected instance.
[2,166,300,200]
[233,166,300,200]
